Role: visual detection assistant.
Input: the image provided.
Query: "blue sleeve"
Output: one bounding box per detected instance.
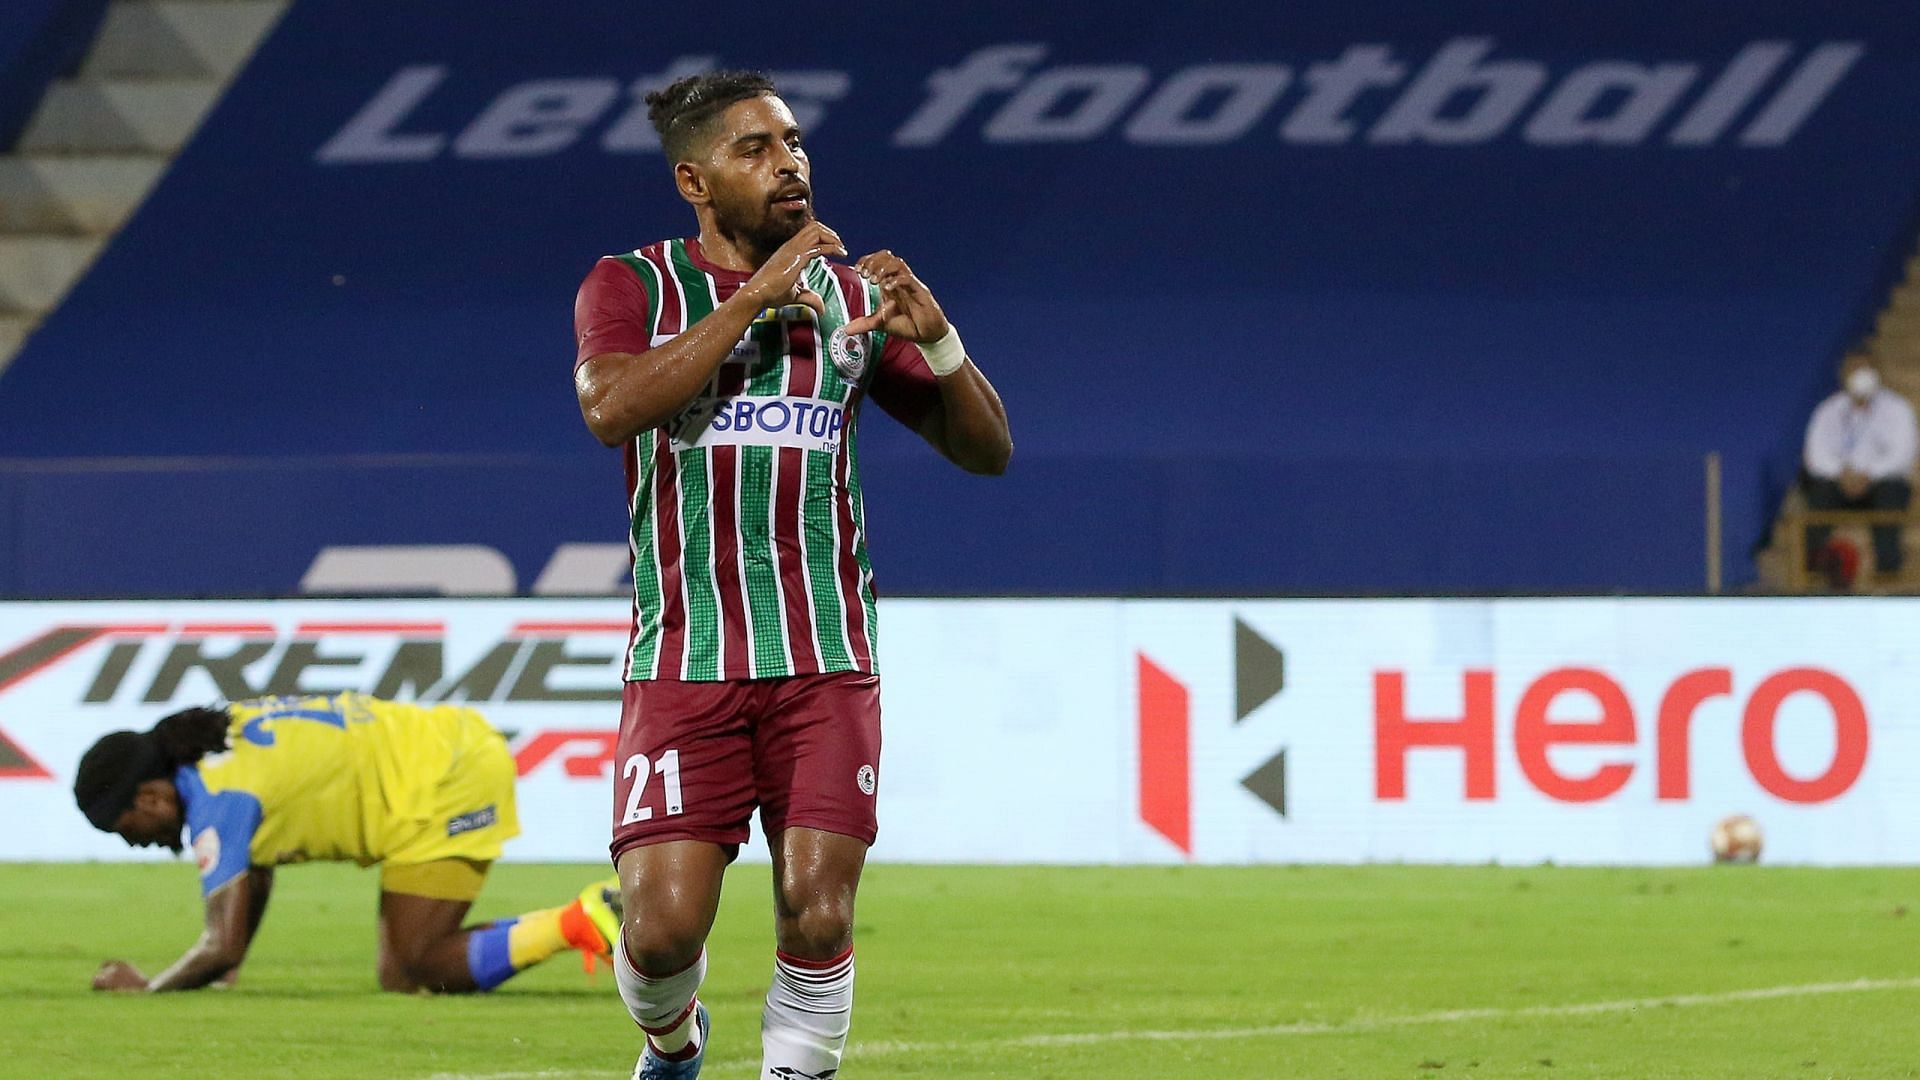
[177,767,262,896]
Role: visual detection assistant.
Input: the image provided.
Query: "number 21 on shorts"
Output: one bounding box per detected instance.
[620,750,685,825]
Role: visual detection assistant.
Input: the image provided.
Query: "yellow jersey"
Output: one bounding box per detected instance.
[180,693,520,895]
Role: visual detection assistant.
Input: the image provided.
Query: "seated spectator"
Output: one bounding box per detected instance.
[1803,352,1918,583]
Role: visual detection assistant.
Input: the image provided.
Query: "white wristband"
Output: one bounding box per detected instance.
[919,325,966,377]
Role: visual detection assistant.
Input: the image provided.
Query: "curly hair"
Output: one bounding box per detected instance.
[73,706,232,831]
[148,706,233,765]
[646,70,778,162]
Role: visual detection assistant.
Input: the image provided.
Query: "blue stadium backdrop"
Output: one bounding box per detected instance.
[2,0,1918,596]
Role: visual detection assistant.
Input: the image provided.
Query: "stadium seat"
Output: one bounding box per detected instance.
[0,0,283,367]
[0,0,108,149]
[1764,240,1920,592]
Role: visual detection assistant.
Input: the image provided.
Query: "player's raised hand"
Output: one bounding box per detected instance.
[844,251,950,342]
[92,959,148,992]
[744,221,845,318]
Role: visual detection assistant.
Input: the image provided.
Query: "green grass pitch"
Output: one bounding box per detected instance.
[4,861,1919,1078]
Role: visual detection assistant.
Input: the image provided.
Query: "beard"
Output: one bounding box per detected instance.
[741,210,810,258]
[716,195,812,260]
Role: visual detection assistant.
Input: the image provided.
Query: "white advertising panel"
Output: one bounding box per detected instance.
[0,598,1912,866]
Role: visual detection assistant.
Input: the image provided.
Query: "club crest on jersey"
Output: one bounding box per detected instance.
[828,327,867,381]
[193,828,220,875]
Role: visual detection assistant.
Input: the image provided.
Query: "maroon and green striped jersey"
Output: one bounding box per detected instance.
[574,236,941,681]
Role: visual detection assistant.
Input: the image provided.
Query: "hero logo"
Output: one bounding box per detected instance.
[1137,626,1873,859]
[1377,666,1869,804]
[317,39,1860,163]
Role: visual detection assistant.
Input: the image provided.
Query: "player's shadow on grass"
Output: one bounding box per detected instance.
[0,947,87,961]
[18,983,614,1000]
[260,988,618,1000]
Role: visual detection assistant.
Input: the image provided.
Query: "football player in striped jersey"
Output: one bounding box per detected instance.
[573,70,1011,1079]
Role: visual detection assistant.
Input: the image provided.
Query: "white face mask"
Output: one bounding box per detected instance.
[1847,367,1880,399]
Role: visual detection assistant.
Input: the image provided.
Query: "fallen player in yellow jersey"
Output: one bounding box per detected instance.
[73,692,618,993]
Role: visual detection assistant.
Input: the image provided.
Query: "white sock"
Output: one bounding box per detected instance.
[761,948,855,1079]
[614,937,706,1059]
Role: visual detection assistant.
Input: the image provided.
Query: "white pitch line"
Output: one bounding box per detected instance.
[424,976,1920,1080]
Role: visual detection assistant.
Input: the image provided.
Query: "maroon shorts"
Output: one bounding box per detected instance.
[609,671,882,863]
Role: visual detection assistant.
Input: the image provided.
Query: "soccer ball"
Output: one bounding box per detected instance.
[1710,814,1763,864]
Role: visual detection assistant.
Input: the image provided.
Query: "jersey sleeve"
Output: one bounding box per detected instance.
[868,334,942,430]
[574,257,658,371]
[182,775,263,897]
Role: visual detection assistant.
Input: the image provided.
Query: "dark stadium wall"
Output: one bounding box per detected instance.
[0,0,1917,596]
[0,0,108,147]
